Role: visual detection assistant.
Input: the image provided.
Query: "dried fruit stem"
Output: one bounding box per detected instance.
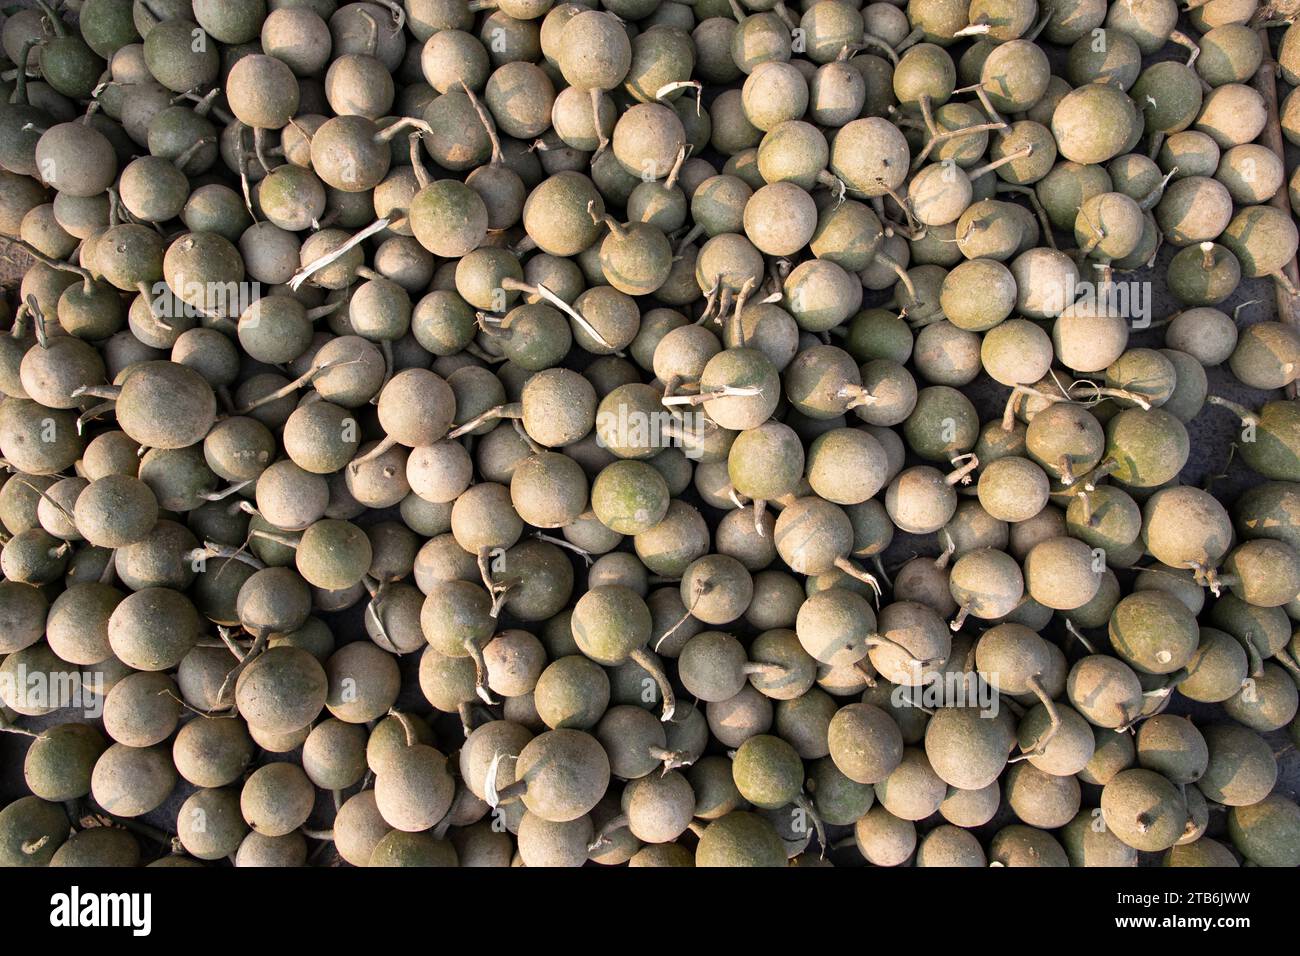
[630,646,676,722]
[446,401,523,439]
[289,218,391,291]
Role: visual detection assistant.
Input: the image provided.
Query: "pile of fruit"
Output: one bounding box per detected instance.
[0,0,1299,867]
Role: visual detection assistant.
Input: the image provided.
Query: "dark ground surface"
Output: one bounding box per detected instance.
[1,4,1298,867]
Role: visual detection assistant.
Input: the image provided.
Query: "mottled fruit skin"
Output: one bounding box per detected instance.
[1235,402,1300,481]
[828,703,905,785]
[1228,796,1300,867]
[1105,408,1190,488]
[923,706,1015,790]
[1108,590,1199,675]
[732,735,804,809]
[854,805,917,866]
[696,811,787,867]
[514,729,611,822]
[411,181,488,258]
[1198,724,1279,809]
[374,744,456,832]
[1052,84,1138,164]
[0,796,69,866]
[831,119,911,198]
[1101,769,1189,852]
[571,586,652,665]
[234,647,329,735]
